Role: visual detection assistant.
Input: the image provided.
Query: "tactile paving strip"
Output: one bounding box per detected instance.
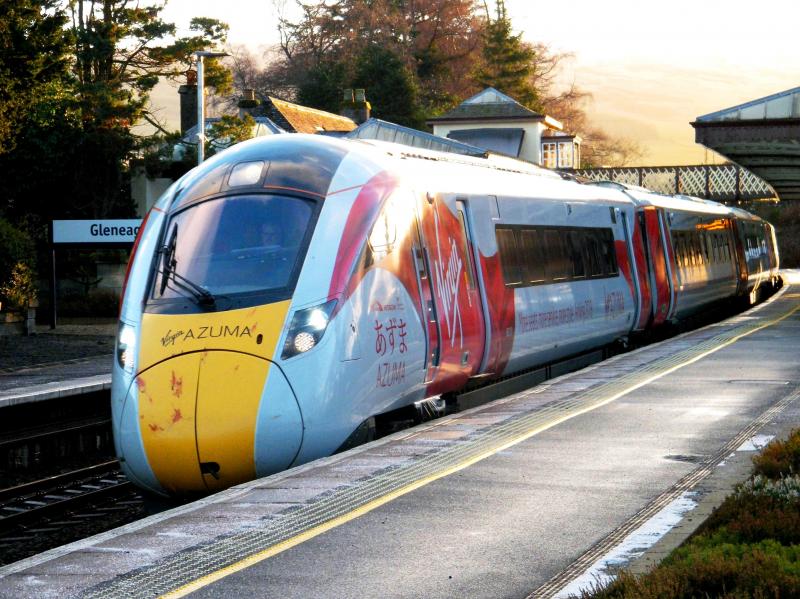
[529,384,800,598]
[85,291,800,599]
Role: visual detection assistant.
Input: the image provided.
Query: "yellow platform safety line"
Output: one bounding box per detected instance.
[161,289,800,599]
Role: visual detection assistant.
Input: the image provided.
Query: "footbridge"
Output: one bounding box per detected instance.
[692,86,800,201]
[572,164,776,203]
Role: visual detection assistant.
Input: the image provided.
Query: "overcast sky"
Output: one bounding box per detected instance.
[152,0,800,165]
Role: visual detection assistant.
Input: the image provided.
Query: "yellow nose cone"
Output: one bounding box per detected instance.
[135,302,290,494]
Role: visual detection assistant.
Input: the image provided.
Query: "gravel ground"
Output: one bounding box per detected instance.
[0,323,116,371]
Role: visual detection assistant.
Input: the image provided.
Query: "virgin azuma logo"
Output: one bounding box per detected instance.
[160,325,253,347]
[432,205,464,348]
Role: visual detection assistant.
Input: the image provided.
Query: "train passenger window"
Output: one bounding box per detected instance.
[598,229,618,275]
[496,227,522,286]
[672,233,682,267]
[567,230,586,278]
[584,231,603,277]
[544,229,570,280]
[519,229,546,283]
[368,203,397,260]
[701,233,707,264]
[456,202,476,290]
[699,233,707,265]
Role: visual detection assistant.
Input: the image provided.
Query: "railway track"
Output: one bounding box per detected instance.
[0,461,146,565]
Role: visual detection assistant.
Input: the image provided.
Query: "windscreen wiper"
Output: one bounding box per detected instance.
[167,269,216,307]
[157,225,216,307]
[159,226,178,295]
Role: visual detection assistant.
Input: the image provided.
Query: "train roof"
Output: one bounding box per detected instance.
[587,180,740,217]
[347,138,636,207]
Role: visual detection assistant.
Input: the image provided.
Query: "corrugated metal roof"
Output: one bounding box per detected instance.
[347,118,487,157]
[696,86,800,122]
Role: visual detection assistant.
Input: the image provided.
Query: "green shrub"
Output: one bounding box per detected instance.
[0,262,37,310]
[0,218,35,291]
[752,429,800,478]
[689,477,800,547]
[587,540,800,598]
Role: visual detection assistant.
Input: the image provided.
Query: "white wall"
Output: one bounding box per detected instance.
[131,171,173,217]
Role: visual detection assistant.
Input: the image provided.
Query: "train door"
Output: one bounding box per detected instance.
[415,193,486,392]
[454,199,486,374]
[640,207,672,326]
[619,210,642,331]
[658,210,679,320]
[411,204,441,384]
[632,208,653,330]
[729,219,749,297]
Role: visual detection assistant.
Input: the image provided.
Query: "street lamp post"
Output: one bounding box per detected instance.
[194,50,229,165]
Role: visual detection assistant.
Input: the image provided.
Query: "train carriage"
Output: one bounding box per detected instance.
[113,134,780,497]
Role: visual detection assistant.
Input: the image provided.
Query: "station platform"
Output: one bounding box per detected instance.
[1,283,799,599]
[0,356,111,408]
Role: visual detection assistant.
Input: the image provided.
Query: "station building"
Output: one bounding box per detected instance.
[427,87,581,169]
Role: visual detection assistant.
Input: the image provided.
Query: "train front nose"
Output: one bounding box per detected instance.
[122,351,302,495]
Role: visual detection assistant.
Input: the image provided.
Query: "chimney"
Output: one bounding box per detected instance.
[178,69,198,136]
[341,88,371,125]
[238,88,260,119]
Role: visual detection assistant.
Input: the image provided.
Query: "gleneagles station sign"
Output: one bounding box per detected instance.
[52,219,143,246]
[48,219,143,328]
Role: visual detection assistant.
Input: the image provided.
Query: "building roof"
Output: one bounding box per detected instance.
[696,86,800,122]
[542,130,580,142]
[266,97,357,134]
[427,87,547,124]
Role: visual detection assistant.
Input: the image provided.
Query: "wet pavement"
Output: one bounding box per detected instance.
[0,323,115,405]
[0,323,115,372]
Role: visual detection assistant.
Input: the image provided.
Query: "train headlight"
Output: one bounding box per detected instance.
[117,323,137,373]
[281,299,337,359]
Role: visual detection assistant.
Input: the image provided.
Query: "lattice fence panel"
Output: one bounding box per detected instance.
[572,165,775,201]
[708,166,737,200]
[740,170,774,197]
[577,169,640,187]
[641,169,676,195]
[677,167,707,197]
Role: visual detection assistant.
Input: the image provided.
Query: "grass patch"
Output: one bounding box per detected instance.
[578,429,800,598]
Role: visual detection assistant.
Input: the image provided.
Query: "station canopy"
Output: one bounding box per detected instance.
[692,86,800,201]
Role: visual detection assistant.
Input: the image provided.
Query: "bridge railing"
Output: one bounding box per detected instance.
[570,164,776,202]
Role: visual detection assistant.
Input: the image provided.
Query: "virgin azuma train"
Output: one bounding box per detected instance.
[113,134,780,496]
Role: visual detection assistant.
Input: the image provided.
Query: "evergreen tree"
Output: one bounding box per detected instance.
[0,1,233,229]
[352,45,424,129]
[297,61,349,115]
[473,0,541,111]
[0,0,72,155]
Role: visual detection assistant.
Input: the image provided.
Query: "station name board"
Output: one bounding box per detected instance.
[52,219,143,245]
